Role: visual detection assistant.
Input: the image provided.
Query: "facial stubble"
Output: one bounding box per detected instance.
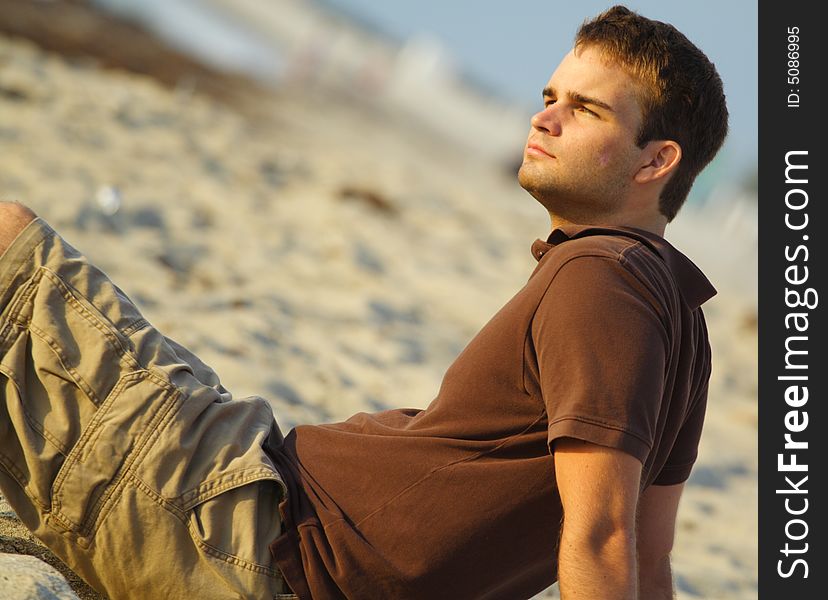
[517,150,636,225]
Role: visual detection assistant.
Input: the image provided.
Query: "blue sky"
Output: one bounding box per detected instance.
[91,0,757,180]
[322,0,758,176]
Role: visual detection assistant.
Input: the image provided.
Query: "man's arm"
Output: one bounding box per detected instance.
[636,482,684,599]
[554,437,642,600]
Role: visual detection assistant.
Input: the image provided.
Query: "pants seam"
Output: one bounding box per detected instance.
[39,268,142,370]
[1,359,71,458]
[121,318,150,338]
[0,272,41,356]
[176,469,284,509]
[0,223,50,326]
[0,455,50,512]
[51,373,180,537]
[187,523,286,580]
[132,472,286,581]
[28,321,106,407]
[131,472,187,521]
[72,371,148,464]
[80,379,180,541]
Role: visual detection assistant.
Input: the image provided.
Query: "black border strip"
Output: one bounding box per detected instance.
[759,1,825,596]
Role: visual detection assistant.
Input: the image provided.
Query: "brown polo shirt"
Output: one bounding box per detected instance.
[269,224,716,599]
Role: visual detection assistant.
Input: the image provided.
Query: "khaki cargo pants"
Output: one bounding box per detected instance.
[0,218,297,599]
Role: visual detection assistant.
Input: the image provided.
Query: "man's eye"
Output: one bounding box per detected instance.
[544,99,556,108]
[576,106,597,116]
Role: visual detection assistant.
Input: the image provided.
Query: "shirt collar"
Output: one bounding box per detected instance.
[531,223,717,310]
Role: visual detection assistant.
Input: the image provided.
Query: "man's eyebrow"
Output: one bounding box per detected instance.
[542,86,615,113]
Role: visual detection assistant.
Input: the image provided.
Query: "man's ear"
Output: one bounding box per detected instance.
[634,140,681,184]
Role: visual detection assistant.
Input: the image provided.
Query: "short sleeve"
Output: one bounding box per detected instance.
[532,254,669,464]
[653,336,711,485]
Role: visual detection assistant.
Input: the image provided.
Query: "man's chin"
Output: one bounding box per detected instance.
[516,167,550,197]
[515,178,575,215]
[516,164,536,192]
[516,182,553,212]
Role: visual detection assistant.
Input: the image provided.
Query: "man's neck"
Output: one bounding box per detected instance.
[548,212,668,238]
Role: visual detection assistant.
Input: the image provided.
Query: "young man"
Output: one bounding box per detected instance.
[0,5,726,600]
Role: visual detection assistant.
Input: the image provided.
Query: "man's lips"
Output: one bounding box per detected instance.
[526,143,555,158]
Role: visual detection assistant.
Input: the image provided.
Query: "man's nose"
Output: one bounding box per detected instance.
[530,106,562,136]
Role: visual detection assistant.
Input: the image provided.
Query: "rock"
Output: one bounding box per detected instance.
[0,495,15,518]
[0,553,80,600]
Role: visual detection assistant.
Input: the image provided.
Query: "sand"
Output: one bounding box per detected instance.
[0,5,757,598]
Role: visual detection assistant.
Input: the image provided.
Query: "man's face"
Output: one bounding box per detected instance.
[518,46,646,223]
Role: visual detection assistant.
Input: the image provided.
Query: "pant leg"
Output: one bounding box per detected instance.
[0,218,296,599]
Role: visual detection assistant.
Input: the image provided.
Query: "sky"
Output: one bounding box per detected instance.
[321,0,758,176]
[91,0,757,180]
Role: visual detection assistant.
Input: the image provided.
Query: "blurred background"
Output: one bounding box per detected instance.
[0,0,757,598]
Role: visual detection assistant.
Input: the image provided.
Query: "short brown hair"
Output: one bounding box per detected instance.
[576,5,728,222]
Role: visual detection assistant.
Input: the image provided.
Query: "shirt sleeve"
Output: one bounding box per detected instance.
[652,382,708,485]
[653,327,712,485]
[531,254,669,464]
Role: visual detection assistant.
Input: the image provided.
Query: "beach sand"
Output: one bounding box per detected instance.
[0,4,757,598]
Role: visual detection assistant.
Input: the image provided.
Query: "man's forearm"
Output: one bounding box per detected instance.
[558,528,638,600]
[638,554,674,600]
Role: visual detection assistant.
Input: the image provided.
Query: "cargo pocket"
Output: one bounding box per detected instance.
[147,394,289,591]
[1,265,168,542]
[186,473,287,580]
[49,369,178,544]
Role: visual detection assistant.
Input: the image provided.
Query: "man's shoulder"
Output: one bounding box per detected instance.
[544,233,662,274]
[534,234,675,312]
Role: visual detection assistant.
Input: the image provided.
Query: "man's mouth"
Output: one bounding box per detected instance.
[526,143,554,158]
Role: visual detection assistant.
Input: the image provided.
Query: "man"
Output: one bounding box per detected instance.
[0,5,726,600]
